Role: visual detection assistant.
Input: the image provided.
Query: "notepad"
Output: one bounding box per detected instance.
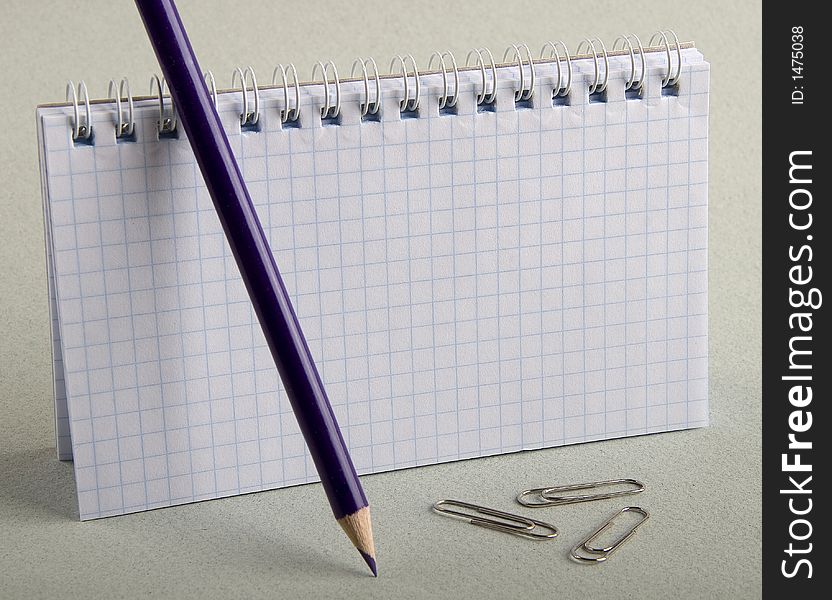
[37,38,709,519]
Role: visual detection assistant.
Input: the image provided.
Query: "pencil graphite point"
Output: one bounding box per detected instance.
[337,506,377,576]
[359,550,378,577]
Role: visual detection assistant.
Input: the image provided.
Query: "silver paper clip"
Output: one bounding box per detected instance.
[432,500,559,540]
[570,506,650,563]
[517,478,645,507]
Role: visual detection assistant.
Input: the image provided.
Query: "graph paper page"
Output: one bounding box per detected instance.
[39,48,709,519]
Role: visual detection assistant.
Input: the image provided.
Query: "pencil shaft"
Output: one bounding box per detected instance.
[134,0,367,520]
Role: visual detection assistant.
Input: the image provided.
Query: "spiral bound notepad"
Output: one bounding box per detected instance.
[37,33,709,519]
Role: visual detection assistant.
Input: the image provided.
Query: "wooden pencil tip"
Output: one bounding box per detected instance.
[337,506,377,576]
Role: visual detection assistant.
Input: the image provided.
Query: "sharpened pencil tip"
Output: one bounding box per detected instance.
[359,550,378,577]
[338,506,377,576]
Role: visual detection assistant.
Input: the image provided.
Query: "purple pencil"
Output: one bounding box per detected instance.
[133,0,376,576]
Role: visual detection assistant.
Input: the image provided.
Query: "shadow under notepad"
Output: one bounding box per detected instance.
[0,446,79,520]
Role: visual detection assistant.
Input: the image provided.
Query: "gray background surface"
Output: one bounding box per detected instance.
[0,1,761,597]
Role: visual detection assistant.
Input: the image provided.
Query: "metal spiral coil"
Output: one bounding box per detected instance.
[64,32,693,141]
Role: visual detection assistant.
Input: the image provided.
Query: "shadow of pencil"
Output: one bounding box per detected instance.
[0,446,359,578]
[0,446,78,521]
[159,504,360,578]
[79,488,364,580]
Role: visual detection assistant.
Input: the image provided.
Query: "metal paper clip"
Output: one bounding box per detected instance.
[570,506,649,563]
[517,478,645,507]
[433,500,558,540]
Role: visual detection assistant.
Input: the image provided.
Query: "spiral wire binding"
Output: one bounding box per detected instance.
[390,54,420,112]
[232,67,260,126]
[351,58,382,117]
[62,32,693,141]
[503,43,535,101]
[272,64,301,124]
[466,47,497,105]
[648,29,682,87]
[66,80,92,142]
[107,78,134,139]
[576,37,609,95]
[539,41,572,99]
[150,75,177,135]
[427,51,460,110]
[311,61,341,119]
[612,34,646,92]
[204,70,218,109]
